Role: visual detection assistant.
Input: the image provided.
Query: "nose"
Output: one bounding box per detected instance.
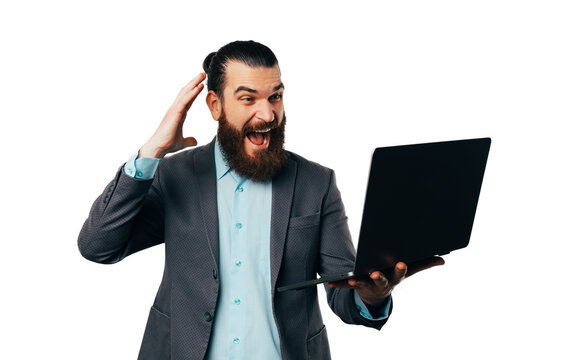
[255,101,275,123]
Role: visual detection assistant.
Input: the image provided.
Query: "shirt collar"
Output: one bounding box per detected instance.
[214,139,231,180]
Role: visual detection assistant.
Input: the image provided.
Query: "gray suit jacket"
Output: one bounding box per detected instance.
[78,138,391,359]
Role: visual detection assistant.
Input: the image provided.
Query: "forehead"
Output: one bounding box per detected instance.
[223,61,282,94]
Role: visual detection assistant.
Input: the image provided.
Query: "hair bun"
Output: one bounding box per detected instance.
[203,51,217,74]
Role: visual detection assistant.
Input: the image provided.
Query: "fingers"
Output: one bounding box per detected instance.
[328,280,353,289]
[335,257,445,304]
[389,262,407,285]
[348,265,406,290]
[182,136,198,148]
[370,271,389,288]
[329,276,375,289]
[346,273,390,291]
[178,72,206,97]
[172,73,206,112]
[351,273,392,305]
[144,73,205,157]
[184,72,206,90]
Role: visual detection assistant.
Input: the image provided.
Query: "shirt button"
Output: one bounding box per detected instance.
[235,223,242,229]
[212,269,217,279]
[136,170,143,177]
[235,260,242,267]
[234,298,241,305]
[233,338,240,344]
[238,187,244,192]
[204,312,213,322]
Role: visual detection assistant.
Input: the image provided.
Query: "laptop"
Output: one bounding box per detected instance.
[276,137,491,292]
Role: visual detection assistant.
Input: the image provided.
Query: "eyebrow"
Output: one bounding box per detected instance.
[234,82,284,95]
[273,83,285,92]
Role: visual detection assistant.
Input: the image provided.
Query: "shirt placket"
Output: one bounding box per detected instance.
[229,178,248,356]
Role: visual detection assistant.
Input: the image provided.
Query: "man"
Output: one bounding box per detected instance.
[78,40,443,359]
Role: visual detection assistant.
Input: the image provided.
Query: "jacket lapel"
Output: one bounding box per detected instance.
[194,138,219,269]
[270,156,297,297]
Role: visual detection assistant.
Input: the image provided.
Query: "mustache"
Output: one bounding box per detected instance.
[242,116,281,136]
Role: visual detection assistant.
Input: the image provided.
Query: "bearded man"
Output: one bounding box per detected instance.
[78,40,443,360]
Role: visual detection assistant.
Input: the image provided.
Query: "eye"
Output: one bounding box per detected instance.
[269,93,283,101]
[240,96,254,102]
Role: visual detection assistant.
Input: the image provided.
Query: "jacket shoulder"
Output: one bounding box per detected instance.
[157,140,214,175]
[286,150,334,179]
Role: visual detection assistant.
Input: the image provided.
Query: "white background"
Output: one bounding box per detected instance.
[1,1,560,359]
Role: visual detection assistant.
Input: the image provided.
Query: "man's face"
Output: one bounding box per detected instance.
[213,61,287,181]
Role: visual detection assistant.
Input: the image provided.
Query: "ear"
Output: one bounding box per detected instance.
[206,90,222,121]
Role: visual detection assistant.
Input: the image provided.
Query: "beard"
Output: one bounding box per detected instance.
[217,111,287,183]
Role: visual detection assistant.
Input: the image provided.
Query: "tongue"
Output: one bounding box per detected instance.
[248,132,265,145]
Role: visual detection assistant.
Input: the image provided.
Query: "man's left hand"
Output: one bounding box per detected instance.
[328,256,445,306]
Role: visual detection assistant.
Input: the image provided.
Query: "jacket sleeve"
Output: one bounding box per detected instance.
[77,163,165,264]
[319,169,392,330]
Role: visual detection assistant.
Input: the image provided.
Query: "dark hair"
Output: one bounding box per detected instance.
[202,40,279,100]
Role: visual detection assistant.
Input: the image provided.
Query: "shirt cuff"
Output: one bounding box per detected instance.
[353,290,391,321]
[123,150,161,179]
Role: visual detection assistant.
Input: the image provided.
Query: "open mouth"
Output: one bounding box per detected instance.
[246,128,272,147]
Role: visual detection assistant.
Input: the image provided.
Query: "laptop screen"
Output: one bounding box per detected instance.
[354,138,491,275]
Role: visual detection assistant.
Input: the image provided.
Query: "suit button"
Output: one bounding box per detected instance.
[212,269,217,279]
[204,312,213,322]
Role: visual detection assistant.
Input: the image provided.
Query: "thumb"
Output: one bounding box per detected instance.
[182,136,198,148]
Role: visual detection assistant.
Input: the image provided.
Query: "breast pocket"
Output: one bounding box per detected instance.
[288,212,321,229]
[283,212,322,280]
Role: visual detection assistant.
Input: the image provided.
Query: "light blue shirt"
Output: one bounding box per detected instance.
[207,140,281,359]
[123,142,390,358]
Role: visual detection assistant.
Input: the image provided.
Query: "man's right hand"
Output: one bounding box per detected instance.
[139,72,206,158]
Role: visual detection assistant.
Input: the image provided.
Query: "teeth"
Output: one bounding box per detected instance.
[255,128,271,133]
[263,134,268,145]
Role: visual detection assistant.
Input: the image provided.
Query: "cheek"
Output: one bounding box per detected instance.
[275,107,284,122]
[223,103,250,129]
[233,112,254,131]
